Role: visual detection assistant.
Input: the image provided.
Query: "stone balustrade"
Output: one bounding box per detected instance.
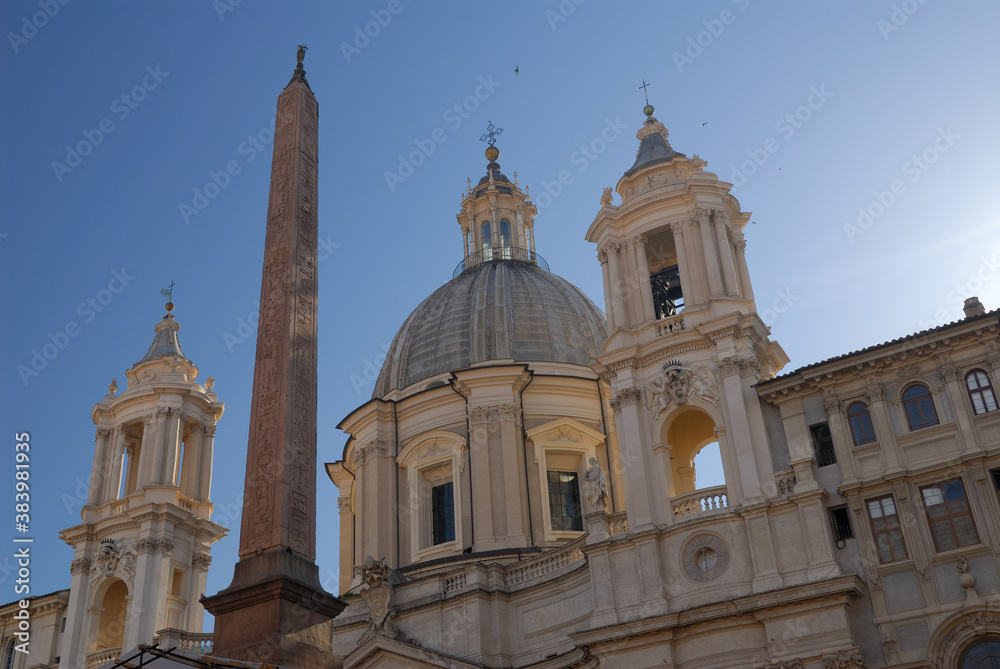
[671,485,729,519]
[504,538,586,588]
[86,647,121,668]
[608,511,629,536]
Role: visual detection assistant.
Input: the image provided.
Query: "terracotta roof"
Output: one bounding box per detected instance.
[759,309,1000,386]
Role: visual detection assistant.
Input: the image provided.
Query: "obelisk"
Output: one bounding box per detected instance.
[203,47,343,668]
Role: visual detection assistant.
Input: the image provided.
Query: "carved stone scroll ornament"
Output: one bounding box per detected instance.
[356,556,399,642]
[609,386,641,412]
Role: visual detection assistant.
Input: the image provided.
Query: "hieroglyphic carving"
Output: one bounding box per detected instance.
[240,69,320,559]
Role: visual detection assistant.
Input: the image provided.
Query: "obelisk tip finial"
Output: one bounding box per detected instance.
[297,44,308,66]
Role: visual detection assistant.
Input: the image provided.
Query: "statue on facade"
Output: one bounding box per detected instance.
[356,556,399,641]
[583,457,609,513]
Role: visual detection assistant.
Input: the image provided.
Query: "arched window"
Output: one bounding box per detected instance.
[847,402,876,445]
[902,384,938,430]
[4,639,16,669]
[480,221,492,260]
[960,637,1000,668]
[499,219,512,259]
[967,369,999,415]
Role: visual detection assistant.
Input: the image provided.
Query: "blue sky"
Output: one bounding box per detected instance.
[2,1,998,626]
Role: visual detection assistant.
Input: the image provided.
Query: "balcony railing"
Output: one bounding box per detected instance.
[153,630,213,657]
[86,648,121,669]
[672,485,729,519]
[453,245,549,278]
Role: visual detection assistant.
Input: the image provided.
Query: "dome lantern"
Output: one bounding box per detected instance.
[454,122,546,277]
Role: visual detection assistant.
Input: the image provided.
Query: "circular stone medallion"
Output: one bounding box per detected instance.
[682,534,730,582]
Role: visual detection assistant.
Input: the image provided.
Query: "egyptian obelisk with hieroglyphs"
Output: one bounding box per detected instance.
[203,47,344,669]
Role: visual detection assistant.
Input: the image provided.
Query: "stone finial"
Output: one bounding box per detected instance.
[964,296,986,318]
[600,187,613,205]
[205,376,215,392]
[690,154,707,170]
[108,378,118,395]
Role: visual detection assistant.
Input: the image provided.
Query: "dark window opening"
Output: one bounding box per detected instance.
[902,384,939,430]
[431,482,455,545]
[547,470,583,531]
[830,507,853,541]
[650,265,684,319]
[991,468,1000,499]
[810,422,836,467]
[847,402,876,446]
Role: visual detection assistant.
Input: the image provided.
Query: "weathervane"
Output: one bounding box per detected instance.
[480,121,503,146]
[160,281,175,305]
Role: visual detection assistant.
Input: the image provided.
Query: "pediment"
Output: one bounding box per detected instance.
[524,417,605,447]
[344,633,484,669]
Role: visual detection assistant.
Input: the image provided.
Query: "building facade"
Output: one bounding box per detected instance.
[5,63,1000,669]
[0,305,226,669]
[325,105,1000,668]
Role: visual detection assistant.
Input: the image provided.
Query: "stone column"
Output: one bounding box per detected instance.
[697,209,724,297]
[336,496,354,595]
[136,414,155,489]
[529,224,535,255]
[712,210,740,297]
[468,406,496,546]
[57,556,93,669]
[668,222,695,309]
[939,361,975,452]
[865,379,903,474]
[598,249,616,332]
[180,421,203,499]
[87,428,111,506]
[196,425,215,501]
[631,234,656,322]
[103,427,128,501]
[719,359,763,500]
[823,395,859,484]
[611,387,657,529]
[733,233,756,306]
[741,507,783,592]
[186,551,212,631]
[605,241,629,328]
[498,403,527,547]
[776,398,817,493]
[160,409,182,486]
[147,409,167,485]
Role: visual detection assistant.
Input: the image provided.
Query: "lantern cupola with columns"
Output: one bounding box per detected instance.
[57,301,226,669]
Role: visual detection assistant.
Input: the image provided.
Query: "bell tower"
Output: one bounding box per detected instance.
[586,99,790,532]
[58,300,226,669]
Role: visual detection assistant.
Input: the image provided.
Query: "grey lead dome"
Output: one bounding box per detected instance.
[374,261,607,398]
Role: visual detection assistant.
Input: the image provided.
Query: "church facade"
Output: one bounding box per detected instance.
[4,54,1000,669]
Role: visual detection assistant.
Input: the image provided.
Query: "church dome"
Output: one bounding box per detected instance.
[374,260,607,398]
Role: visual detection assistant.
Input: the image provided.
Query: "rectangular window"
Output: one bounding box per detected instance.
[867,496,907,563]
[431,482,455,545]
[992,469,1000,505]
[921,479,980,552]
[547,470,583,531]
[810,422,836,467]
[830,506,853,542]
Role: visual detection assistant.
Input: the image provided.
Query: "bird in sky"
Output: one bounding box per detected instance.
[702,121,708,126]
[514,66,519,76]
